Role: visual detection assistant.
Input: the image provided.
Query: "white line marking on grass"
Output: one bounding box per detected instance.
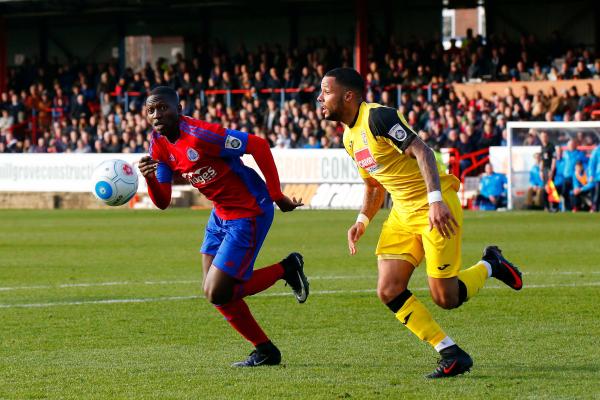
[0,271,599,292]
[1,282,600,309]
[0,279,202,292]
[0,276,375,292]
[0,271,598,292]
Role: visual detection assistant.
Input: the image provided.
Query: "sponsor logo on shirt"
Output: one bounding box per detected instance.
[182,166,218,185]
[388,123,407,142]
[225,135,242,150]
[187,148,200,162]
[354,147,379,173]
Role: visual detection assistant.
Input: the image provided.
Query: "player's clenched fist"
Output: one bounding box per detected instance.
[138,156,159,177]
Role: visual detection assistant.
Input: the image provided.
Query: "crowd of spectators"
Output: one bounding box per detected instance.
[1,33,600,158]
[525,137,600,212]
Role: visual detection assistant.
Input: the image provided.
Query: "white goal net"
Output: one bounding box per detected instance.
[495,121,600,210]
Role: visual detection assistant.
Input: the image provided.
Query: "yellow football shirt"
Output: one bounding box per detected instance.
[343,102,460,213]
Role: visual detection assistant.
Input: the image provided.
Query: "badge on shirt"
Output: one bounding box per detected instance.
[361,131,368,145]
[187,148,199,162]
[225,135,242,150]
[169,154,175,162]
[388,123,407,142]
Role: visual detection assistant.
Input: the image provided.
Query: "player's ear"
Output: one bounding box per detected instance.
[177,103,182,113]
[344,90,353,103]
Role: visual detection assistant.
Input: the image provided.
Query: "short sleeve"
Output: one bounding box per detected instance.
[368,106,417,152]
[220,129,248,158]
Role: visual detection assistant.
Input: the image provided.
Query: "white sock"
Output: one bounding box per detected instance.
[434,336,456,352]
[481,260,493,278]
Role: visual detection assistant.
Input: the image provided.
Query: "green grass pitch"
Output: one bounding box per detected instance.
[0,209,599,399]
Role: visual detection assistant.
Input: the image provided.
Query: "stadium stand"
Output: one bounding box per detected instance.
[1,36,599,179]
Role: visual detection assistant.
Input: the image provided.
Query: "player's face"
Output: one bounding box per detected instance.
[318,76,345,122]
[145,95,179,135]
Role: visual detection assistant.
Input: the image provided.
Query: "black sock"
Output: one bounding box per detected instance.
[385,290,413,313]
[457,280,468,307]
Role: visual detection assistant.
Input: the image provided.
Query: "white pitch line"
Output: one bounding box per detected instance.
[0,280,203,292]
[0,271,599,293]
[1,282,599,309]
[0,276,376,292]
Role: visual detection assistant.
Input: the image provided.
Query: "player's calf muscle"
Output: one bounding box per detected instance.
[428,278,460,309]
[431,293,459,310]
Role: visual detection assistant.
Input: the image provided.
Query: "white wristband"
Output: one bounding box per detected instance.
[356,213,370,228]
[428,190,443,204]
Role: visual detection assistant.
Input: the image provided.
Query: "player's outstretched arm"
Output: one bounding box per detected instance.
[139,156,172,210]
[245,135,303,212]
[348,177,385,255]
[405,139,457,239]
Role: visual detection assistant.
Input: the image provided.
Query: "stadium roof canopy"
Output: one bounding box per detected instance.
[0,0,597,62]
[1,0,354,18]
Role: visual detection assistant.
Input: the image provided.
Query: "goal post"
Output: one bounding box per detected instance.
[505,121,600,210]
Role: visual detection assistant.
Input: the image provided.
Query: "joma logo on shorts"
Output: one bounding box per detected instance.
[437,264,451,270]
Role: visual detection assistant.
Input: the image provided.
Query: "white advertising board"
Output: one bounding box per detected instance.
[0,153,148,192]
[0,150,363,192]
[241,149,362,184]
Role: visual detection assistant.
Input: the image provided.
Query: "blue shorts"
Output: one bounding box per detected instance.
[200,204,274,281]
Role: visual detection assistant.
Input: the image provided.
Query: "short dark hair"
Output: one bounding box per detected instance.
[148,86,179,105]
[325,67,365,97]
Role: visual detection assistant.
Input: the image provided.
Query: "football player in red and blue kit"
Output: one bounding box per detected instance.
[138,86,309,367]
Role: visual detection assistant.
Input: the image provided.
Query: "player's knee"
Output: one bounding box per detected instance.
[377,284,408,304]
[204,286,231,305]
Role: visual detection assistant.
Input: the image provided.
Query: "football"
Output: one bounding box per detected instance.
[91,159,139,206]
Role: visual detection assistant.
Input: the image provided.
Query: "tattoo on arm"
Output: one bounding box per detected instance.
[410,139,441,193]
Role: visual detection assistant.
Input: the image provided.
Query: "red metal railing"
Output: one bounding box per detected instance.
[444,147,491,207]
[445,147,460,178]
[105,83,451,110]
[461,154,490,182]
[459,148,490,180]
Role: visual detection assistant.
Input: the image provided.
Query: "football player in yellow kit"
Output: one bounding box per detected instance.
[317,68,523,378]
